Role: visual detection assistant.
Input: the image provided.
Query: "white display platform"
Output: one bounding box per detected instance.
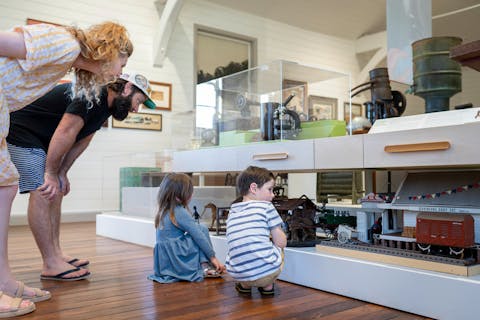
[368,107,480,133]
[96,213,480,320]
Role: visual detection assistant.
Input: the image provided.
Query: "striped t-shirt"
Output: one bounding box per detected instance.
[226,200,283,281]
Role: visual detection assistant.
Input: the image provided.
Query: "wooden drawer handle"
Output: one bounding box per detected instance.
[384,141,450,153]
[252,152,288,161]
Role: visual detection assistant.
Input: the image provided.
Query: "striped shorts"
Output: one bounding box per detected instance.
[7,143,46,193]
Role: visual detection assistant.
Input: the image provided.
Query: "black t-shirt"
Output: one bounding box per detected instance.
[7,83,111,151]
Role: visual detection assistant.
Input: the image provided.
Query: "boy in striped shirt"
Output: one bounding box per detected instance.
[226,166,287,296]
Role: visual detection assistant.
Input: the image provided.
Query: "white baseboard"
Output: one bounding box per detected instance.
[9,211,99,226]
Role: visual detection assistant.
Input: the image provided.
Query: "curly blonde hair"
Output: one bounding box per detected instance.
[66,21,133,106]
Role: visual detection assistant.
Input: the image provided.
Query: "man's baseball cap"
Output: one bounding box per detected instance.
[119,73,156,109]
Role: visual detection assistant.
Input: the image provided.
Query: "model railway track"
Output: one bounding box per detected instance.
[320,240,477,266]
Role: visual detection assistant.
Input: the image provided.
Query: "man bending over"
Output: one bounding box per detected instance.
[7,73,156,281]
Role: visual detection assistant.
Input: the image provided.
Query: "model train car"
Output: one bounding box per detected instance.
[371,212,478,260]
[416,212,475,256]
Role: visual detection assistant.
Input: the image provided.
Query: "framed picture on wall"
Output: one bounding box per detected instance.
[283,79,308,119]
[146,81,172,112]
[196,29,253,84]
[308,95,337,120]
[344,102,364,123]
[112,112,162,131]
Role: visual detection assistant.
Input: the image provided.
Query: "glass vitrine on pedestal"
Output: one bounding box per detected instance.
[195,60,352,148]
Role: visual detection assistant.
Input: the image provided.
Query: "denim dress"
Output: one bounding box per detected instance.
[148,205,216,283]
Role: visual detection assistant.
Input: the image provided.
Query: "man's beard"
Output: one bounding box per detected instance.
[111,93,134,120]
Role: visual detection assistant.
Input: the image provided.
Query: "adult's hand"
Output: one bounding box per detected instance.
[58,173,71,196]
[37,172,59,200]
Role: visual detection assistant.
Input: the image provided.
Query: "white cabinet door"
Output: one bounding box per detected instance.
[172,147,238,172]
[364,122,480,168]
[236,140,315,171]
[315,135,364,169]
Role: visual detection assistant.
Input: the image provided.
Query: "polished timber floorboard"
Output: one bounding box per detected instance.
[8,222,430,320]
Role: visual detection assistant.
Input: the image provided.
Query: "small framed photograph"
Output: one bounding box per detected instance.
[308,95,338,120]
[149,81,172,111]
[282,79,308,119]
[112,112,162,131]
[344,102,364,123]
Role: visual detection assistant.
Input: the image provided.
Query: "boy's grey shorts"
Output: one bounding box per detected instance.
[7,143,46,193]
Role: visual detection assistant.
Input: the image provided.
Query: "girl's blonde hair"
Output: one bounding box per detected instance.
[66,21,133,106]
[155,173,194,228]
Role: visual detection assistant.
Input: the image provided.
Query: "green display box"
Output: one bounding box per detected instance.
[295,120,346,140]
[119,167,162,210]
[219,130,260,146]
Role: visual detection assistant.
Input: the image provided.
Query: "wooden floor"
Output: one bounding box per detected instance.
[7,222,431,320]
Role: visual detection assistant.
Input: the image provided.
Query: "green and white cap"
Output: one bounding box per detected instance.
[119,73,156,109]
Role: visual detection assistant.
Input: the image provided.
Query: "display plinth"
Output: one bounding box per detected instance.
[96,212,479,320]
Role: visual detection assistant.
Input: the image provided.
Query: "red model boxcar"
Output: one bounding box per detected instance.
[416,213,474,248]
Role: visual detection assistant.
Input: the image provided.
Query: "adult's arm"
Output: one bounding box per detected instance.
[37,113,85,200]
[57,133,94,196]
[0,30,27,58]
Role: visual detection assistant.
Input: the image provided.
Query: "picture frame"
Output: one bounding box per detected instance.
[308,95,338,120]
[112,112,162,131]
[282,79,308,119]
[344,102,364,123]
[26,18,61,26]
[196,28,253,84]
[148,81,172,111]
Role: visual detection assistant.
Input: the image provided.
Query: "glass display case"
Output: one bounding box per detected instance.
[101,151,171,215]
[195,60,352,147]
[101,151,236,227]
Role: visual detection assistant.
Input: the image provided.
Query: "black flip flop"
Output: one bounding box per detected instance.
[40,268,91,281]
[67,258,90,268]
[258,284,275,296]
[235,283,252,294]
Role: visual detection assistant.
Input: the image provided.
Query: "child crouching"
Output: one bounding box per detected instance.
[226,166,287,296]
[148,173,226,283]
